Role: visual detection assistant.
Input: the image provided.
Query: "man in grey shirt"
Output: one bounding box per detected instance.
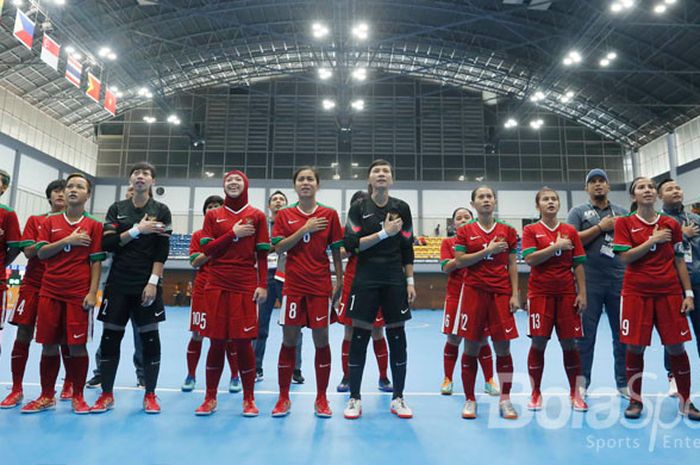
[567,169,628,398]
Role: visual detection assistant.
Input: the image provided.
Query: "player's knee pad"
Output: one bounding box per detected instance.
[386,326,407,360]
[100,328,125,358]
[140,330,161,360]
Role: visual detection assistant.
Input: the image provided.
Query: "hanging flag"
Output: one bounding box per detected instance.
[104,87,117,116]
[65,55,82,87]
[85,72,101,103]
[40,34,60,71]
[13,9,35,50]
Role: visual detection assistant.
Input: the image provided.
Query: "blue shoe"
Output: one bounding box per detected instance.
[336,377,350,393]
[378,377,393,392]
[229,377,242,394]
[181,376,196,392]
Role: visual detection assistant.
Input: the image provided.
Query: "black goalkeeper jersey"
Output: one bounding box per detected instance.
[344,196,414,286]
[103,198,172,293]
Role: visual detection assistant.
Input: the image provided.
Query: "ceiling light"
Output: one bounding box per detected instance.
[65,45,75,54]
[653,4,667,13]
[311,22,329,39]
[166,114,180,125]
[98,47,111,58]
[562,57,573,66]
[352,67,367,81]
[11,0,23,6]
[142,116,156,124]
[530,90,546,102]
[458,175,465,181]
[53,0,66,5]
[318,68,332,80]
[600,58,610,67]
[606,51,617,60]
[530,118,544,129]
[504,118,518,129]
[664,0,676,3]
[322,99,336,110]
[351,162,359,167]
[566,90,575,98]
[351,99,365,111]
[332,174,341,180]
[621,0,635,7]
[205,171,215,178]
[107,52,117,61]
[352,22,369,40]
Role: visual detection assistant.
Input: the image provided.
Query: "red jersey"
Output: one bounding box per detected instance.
[36,212,105,303]
[613,213,684,296]
[343,255,357,290]
[440,236,467,298]
[454,219,518,294]
[189,229,209,299]
[521,221,586,296]
[202,204,269,293]
[0,204,21,286]
[272,203,343,296]
[19,213,49,291]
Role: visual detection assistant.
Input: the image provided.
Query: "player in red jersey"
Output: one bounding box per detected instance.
[2,180,70,409]
[271,167,344,418]
[453,186,520,420]
[612,177,700,420]
[0,169,22,353]
[181,195,243,393]
[194,170,269,417]
[335,191,391,394]
[440,207,500,397]
[21,174,105,414]
[521,188,588,412]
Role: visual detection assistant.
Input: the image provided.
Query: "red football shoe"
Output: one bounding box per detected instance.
[314,397,332,418]
[0,389,23,409]
[242,399,259,417]
[90,393,115,413]
[59,381,74,402]
[143,392,161,414]
[571,393,589,412]
[72,394,90,415]
[195,397,217,416]
[271,397,291,417]
[528,391,543,411]
[21,395,56,414]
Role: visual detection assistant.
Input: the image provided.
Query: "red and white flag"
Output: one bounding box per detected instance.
[65,55,82,87]
[13,9,35,50]
[104,87,117,116]
[40,34,60,71]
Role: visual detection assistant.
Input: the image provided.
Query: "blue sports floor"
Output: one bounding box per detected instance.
[1,308,699,465]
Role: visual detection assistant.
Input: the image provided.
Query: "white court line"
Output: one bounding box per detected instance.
[0,382,670,398]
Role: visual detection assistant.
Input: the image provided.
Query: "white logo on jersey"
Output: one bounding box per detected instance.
[362,213,374,219]
[574,327,581,332]
[536,234,546,238]
[631,227,644,233]
[401,307,409,314]
[469,236,480,240]
[319,363,331,368]
[117,215,127,220]
[72,333,85,339]
[51,228,62,233]
[505,327,514,333]
[288,220,300,224]
[243,326,255,332]
[315,315,326,321]
[216,218,227,223]
[681,330,689,336]
[154,310,165,317]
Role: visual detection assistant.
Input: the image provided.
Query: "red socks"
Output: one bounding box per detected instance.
[478,343,494,381]
[186,339,203,378]
[11,340,30,391]
[460,353,478,401]
[315,346,331,399]
[444,342,459,381]
[70,355,89,398]
[496,354,514,400]
[226,341,239,378]
[341,339,351,378]
[563,349,582,396]
[205,340,226,398]
[626,351,644,404]
[373,338,389,379]
[669,351,691,406]
[528,347,545,393]
[232,340,256,401]
[40,354,60,398]
[277,344,296,399]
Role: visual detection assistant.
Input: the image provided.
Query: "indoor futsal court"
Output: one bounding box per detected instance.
[1,1,700,465]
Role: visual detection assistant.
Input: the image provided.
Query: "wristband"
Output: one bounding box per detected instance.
[686,290,695,298]
[148,274,160,286]
[378,229,389,241]
[128,225,141,239]
[406,276,415,286]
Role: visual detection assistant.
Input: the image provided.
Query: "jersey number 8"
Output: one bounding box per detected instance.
[289,302,298,319]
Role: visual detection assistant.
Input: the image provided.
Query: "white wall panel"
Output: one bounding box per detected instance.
[153,186,190,214]
[92,185,117,214]
[14,189,49,227]
[18,154,59,195]
[0,142,15,175]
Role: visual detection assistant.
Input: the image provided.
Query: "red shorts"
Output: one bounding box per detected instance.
[8,287,41,327]
[336,286,385,327]
[442,285,465,335]
[457,286,518,342]
[280,293,332,329]
[0,290,6,329]
[620,293,691,346]
[203,289,258,340]
[189,291,207,333]
[35,296,93,345]
[527,294,583,340]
